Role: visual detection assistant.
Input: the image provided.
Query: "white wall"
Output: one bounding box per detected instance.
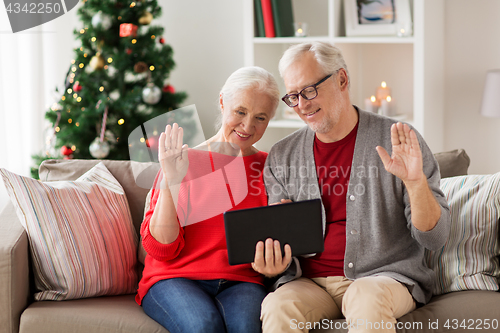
[443,0,500,174]
[159,0,245,139]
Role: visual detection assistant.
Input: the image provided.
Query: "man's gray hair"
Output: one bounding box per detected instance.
[216,66,280,131]
[278,42,350,89]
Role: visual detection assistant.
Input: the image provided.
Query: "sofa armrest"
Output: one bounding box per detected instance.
[0,203,31,333]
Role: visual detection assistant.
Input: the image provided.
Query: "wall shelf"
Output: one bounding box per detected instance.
[245,0,444,153]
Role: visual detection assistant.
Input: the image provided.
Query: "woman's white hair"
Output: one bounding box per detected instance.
[278,42,350,89]
[215,66,280,131]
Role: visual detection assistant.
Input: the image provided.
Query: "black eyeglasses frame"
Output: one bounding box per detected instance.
[281,73,334,107]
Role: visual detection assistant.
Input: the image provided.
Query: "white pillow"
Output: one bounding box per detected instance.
[426,173,500,295]
[0,162,138,301]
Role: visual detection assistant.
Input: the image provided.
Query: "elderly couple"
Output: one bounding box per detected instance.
[135,42,451,333]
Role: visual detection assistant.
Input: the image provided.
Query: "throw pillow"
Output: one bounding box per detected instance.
[0,162,138,301]
[433,149,470,178]
[426,173,500,295]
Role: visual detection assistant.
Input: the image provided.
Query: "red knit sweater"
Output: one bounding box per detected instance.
[136,150,268,305]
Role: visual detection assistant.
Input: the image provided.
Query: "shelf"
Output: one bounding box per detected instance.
[254,36,414,45]
[253,36,331,44]
[245,0,446,152]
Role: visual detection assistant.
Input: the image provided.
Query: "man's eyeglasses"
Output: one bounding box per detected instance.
[282,73,333,108]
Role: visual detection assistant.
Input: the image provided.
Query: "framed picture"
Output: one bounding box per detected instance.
[344,0,413,37]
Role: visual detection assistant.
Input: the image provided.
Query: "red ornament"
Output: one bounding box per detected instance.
[119,23,138,37]
[159,37,165,44]
[60,146,73,157]
[73,82,82,92]
[126,48,133,55]
[162,84,175,93]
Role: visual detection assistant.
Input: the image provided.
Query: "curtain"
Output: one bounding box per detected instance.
[0,5,79,209]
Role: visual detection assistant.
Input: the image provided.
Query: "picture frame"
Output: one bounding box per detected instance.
[344,0,413,37]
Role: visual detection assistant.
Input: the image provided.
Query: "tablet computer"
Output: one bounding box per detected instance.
[223,199,324,265]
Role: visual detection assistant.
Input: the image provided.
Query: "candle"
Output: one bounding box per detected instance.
[376,81,391,102]
[294,22,308,37]
[364,95,378,113]
[381,96,396,116]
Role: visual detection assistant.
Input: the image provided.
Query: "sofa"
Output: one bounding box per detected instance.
[1,149,499,333]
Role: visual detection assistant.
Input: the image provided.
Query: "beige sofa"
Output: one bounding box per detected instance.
[1,150,499,333]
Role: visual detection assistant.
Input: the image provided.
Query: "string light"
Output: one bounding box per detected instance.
[68,118,73,123]
[75,122,80,127]
[77,97,82,102]
[118,119,125,125]
[80,29,85,34]
[151,35,156,39]
[118,16,122,20]
[131,39,137,44]
[91,37,96,42]
[55,127,60,132]
[99,86,105,92]
[61,96,66,101]
[130,2,136,8]
[81,107,85,111]
[71,146,76,151]
[84,53,88,58]
[79,63,84,68]
[67,88,73,94]
[149,65,155,71]
[107,57,113,63]
[71,59,75,64]
[80,47,84,51]
[71,66,77,72]
[140,138,145,143]
[73,93,78,98]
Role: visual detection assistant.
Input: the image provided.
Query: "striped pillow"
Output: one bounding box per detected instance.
[0,162,138,301]
[426,173,500,295]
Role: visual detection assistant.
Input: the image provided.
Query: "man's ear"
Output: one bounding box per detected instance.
[338,69,348,91]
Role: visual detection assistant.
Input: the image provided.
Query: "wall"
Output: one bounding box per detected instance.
[443,0,500,174]
[159,0,245,139]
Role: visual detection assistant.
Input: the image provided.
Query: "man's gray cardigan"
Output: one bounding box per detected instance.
[263,108,451,304]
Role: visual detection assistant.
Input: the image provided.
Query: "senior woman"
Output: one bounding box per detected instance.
[136,66,280,333]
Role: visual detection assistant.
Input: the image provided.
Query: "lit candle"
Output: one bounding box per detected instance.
[364,95,378,113]
[376,81,391,102]
[381,96,396,116]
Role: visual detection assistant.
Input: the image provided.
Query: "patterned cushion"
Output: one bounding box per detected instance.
[0,163,138,301]
[426,173,500,295]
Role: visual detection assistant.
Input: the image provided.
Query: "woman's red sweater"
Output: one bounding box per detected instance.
[136,150,268,305]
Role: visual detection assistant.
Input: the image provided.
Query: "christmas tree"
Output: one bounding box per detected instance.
[32,0,188,178]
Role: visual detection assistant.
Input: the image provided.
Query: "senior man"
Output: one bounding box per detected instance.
[251,42,451,333]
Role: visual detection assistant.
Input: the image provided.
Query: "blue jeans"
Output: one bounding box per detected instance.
[142,278,266,333]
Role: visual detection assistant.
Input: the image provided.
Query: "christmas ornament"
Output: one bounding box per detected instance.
[162,84,175,93]
[60,145,73,159]
[159,37,165,44]
[119,23,138,37]
[134,61,148,73]
[142,82,162,105]
[89,53,105,71]
[92,11,112,30]
[90,106,111,159]
[73,81,82,92]
[138,11,153,25]
[89,137,110,159]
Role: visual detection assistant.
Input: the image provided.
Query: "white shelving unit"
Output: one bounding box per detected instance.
[244,0,444,153]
